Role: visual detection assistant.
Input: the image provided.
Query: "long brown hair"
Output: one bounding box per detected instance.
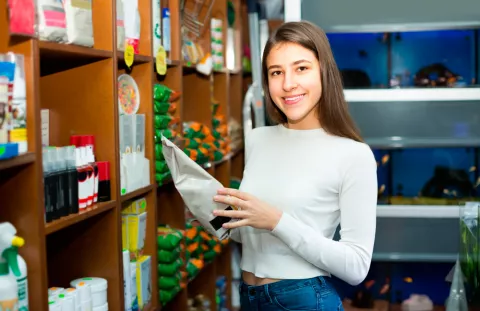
[262,21,363,142]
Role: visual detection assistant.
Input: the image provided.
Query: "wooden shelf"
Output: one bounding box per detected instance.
[121,184,155,202]
[0,152,35,171]
[39,41,112,59]
[117,52,153,64]
[0,0,246,309]
[45,201,117,235]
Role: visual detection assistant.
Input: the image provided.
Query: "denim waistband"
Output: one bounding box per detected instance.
[240,275,334,297]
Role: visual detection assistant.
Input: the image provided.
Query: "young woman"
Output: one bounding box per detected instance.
[213,21,377,311]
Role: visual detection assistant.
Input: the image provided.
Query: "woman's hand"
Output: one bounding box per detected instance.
[212,188,283,231]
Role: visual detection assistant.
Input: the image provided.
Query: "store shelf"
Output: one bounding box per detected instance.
[344,87,480,102]
[377,205,461,218]
[39,41,113,59]
[0,152,35,171]
[121,184,155,202]
[45,201,117,235]
[0,0,245,309]
[117,53,152,64]
[372,252,458,262]
[365,137,480,149]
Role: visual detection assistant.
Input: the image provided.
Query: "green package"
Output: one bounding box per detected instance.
[154,101,172,114]
[204,250,217,262]
[155,144,164,161]
[158,258,183,276]
[155,128,176,143]
[213,150,224,162]
[156,160,169,174]
[213,130,222,139]
[156,171,172,184]
[212,116,222,128]
[154,114,173,129]
[159,286,181,305]
[184,127,206,139]
[158,272,182,290]
[186,260,201,278]
[154,84,173,102]
[158,248,181,263]
[157,230,183,250]
[184,138,202,149]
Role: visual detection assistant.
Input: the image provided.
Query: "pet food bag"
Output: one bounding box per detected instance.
[161,135,236,240]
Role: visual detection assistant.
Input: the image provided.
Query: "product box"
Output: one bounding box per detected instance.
[130,262,139,310]
[122,197,147,215]
[128,212,147,260]
[122,215,129,250]
[136,255,152,309]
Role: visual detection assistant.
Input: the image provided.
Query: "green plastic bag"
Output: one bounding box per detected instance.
[155,144,164,161]
[158,248,181,263]
[154,114,173,129]
[157,229,183,250]
[154,101,173,114]
[158,258,183,276]
[156,171,172,184]
[158,272,182,290]
[153,84,173,102]
[159,286,181,305]
[155,160,169,174]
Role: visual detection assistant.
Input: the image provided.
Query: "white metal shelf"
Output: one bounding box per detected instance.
[372,252,457,262]
[377,205,461,218]
[344,88,480,102]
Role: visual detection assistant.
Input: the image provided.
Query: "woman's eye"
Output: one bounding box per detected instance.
[271,71,281,76]
[297,66,308,72]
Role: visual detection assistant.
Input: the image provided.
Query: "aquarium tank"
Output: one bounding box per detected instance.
[326,27,480,306]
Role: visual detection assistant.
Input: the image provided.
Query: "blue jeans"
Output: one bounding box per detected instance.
[239,276,344,311]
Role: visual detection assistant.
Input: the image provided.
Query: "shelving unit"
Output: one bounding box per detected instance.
[0,0,247,310]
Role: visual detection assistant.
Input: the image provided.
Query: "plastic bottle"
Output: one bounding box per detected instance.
[66,146,79,214]
[43,147,54,223]
[47,148,61,220]
[56,147,69,217]
[0,222,25,311]
[10,251,28,311]
[76,147,88,211]
[86,148,98,204]
[80,147,94,207]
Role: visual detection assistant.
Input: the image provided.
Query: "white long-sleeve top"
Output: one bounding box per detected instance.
[231,124,377,286]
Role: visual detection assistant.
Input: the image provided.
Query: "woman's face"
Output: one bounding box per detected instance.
[266,42,322,129]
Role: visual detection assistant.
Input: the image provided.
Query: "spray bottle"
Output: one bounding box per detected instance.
[0,222,25,310]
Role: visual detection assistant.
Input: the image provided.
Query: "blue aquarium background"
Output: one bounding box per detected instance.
[326,28,480,306]
[330,262,454,305]
[327,32,389,87]
[327,29,478,88]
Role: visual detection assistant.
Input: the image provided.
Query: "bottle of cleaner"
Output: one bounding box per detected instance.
[76,147,88,211]
[80,147,94,207]
[66,146,79,215]
[86,148,98,204]
[0,222,25,311]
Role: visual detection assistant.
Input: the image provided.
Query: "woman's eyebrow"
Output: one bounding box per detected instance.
[268,59,312,70]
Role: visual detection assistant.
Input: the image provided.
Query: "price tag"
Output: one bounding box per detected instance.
[156,46,167,75]
[124,44,134,67]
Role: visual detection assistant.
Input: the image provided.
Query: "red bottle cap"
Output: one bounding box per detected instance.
[70,135,82,147]
[97,161,110,181]
[81,135,95,149]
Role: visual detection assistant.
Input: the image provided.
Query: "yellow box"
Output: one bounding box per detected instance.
[136,255,152,309]
[121,215,129,250]
[128,212,147,260]
[122,197,147,215]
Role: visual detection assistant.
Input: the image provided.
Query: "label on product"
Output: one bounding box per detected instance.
[18,277,28,311]
[156,46,167,75]
[124,44,134,67]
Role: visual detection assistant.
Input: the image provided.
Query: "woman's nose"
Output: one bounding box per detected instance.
[282,72,298,91]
